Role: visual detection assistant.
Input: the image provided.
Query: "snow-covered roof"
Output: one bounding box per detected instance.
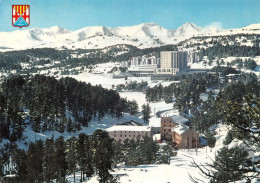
[226,73,240,77]
[171,124,189,135]
[172,115,189,124]
[153,134,161,141]
[118,120,143,126]
[106,125,152,132]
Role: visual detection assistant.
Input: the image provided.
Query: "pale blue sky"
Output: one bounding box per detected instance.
[0,0,259,31]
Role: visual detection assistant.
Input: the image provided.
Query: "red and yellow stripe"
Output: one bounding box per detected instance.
[13,5,29,15]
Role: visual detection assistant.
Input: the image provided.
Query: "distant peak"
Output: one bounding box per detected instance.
[138,22,160,27]
[181,22,197,28]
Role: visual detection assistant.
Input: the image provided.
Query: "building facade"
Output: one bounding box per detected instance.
[171,125,199,149]
[187,52,198,64]
[128,56,159,77]
[156,51,188,76]
[160,115,189,141]
[106,125,152,142]
[160,117,179,141]
[160,115,199,149]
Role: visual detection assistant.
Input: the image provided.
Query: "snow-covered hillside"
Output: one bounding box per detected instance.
[1,22,260,51]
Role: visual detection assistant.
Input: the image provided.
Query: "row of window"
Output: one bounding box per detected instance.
[114,134,145,138]
[163,129,171,132]
[163,124,173,127]
[114,131,147,134]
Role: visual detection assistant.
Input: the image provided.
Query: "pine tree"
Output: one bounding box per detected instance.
[93,130,114,183]
[27,140,44,183]
[141,103,151,124]
[43,138,56,182]
[140,135,159,164]
[54,136,67,182]
[194,147,250,183]
[85,135,94,180]
[128,100,139,115]
[77,133,87,181]
[112,141,124,167]
[67,117,73,133]
[124,138,140,166]
[66,137,78,183]
[223,130,233,145]
[205,131,216,151]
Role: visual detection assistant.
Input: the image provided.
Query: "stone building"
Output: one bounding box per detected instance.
[171,124,199,149]
[160,115,199,149]
[160,115,189,141]
[106,125,152,142]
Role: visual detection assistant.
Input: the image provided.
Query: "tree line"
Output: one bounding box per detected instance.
[199,44,260,59]
[146,73,219,113]
[0,75,139,143]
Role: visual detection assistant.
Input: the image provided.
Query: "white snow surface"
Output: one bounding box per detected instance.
[171,124,189,134]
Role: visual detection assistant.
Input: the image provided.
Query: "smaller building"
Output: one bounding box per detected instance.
[128,64,158,77]
[160,115,199,149]
[106,125,152,142]
[160,115,189,141]
[171,124,199,149]
[226,73,240,82]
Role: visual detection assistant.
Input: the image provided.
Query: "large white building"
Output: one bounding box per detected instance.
[187,52,199,63]
[128,56,159,76]
[156,51,188,75]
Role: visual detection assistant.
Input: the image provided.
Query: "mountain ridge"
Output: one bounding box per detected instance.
[0,22,260,51]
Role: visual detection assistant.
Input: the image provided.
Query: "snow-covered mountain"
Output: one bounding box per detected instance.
[174,22,202,37]
[0,22,260,51]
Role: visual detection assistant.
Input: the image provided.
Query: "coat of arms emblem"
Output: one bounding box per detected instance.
[12,5,30,28]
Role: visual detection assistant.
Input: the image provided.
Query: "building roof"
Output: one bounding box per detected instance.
[106,125,152,132]
[172,115,189,125]
[118,120,143,126]
[226,73,240,77]
[171,124,189,135]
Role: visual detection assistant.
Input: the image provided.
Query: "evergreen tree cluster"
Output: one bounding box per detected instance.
[190,91,219,133]
[199,45,260,59]
[0,75,128,142]
[112,136,159,167]
[230,58,257,70]
[116,80,148,91]
[0,130,114,183]
[193,80,260,182]
[146,73,219,113]
[190,74,259,136]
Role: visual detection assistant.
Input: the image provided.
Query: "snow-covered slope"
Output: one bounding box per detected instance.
[174,22,202,37]
[242,23,260,30]
[1,22,260,51]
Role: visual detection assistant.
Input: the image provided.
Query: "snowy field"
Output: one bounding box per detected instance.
[67,149,213,183]
[1,113,145,150]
